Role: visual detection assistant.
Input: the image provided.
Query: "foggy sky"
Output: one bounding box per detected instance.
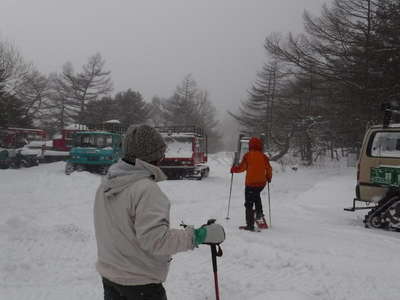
[1,0,327,115]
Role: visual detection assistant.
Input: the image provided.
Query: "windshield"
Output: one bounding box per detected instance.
[75,134,113,148]
[164,136,193,158]
[370,131,400,158]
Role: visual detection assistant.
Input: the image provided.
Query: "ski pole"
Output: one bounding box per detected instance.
[226,151,239,220]
[210,244,223,300]
[226,173,234,220]
[206,219,223,300]
[267,183,271,227]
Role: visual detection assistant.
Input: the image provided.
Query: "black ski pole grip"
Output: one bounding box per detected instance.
[211,245,218,272]
[207,218,216,225]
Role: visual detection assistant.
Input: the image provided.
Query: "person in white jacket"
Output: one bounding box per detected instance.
[94,125,225,300]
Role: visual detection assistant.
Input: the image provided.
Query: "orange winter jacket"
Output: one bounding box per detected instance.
[231,137,273,187]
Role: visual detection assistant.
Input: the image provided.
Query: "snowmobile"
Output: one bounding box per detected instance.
[0,148,10,169]
[0,129,40,169]
[0,148,39,169]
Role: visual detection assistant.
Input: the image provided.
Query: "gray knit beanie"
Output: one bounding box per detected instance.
[122,125,166,163]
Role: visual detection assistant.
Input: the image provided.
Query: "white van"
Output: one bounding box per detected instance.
[346,124,400,212]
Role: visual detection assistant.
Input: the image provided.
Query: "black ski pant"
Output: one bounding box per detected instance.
[102,277,167,300]
[244,185,265,228]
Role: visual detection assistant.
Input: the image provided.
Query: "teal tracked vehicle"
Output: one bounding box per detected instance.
[65,131,122,175]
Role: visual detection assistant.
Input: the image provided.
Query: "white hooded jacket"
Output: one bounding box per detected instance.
[94,159,195,285]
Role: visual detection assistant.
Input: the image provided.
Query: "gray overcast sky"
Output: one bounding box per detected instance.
[1,0,328,115]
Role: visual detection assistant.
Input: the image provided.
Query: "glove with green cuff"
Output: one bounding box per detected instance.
[194,223,225,247]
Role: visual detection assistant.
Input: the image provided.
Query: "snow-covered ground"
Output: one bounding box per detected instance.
[1,153,399,300]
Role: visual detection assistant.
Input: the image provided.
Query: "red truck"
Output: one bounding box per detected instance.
[156,126,210,180]
[52,125,89,152]
[3,127,47,148]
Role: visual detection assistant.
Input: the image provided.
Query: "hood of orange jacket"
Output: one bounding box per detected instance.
[249,137,263,151]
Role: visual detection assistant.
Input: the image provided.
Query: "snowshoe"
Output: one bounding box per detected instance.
[255,217,268,229]
[239,226,260,232]
[254,210,268,229]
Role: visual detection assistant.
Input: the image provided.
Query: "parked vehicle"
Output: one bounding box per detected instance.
[65,130,122,175]
[2,127,47,148]
[346,103,400,231]
[53,126,87,152]
[156,126,209,179]
[0,128,42,169]
[0,147,10,169]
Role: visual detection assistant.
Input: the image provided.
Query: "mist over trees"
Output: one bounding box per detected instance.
[48,53,113,127]
[0,41,223,151]
[230,0,400,164]
[80,74,222,151]
[82,89,151,128]
[9,0,399,157]
[161,75,222,152]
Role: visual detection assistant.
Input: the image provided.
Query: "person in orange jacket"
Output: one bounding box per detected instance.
[231,137,272,231]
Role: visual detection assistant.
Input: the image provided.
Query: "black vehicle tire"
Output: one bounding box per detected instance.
[22,159,31,168]
[0,164,9,169]
[76,165,85,172]
[100,166,109,175]
[369,215,382,228]
[65,162,75,175]
[10,161,21,169]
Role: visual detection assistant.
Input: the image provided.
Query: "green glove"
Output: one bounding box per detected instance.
[194,223,225,246]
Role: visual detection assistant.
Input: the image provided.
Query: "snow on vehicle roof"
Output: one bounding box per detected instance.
[26,140,53,148]
[7,127,45,133]
[160,132,197,138]
[76,130,113,135]
[163,136,193,158]
[371,123,400,129]
[104,120,121,124]
[65,124,88,130]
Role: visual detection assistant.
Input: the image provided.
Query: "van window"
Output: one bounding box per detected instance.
[370,131,400,158]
